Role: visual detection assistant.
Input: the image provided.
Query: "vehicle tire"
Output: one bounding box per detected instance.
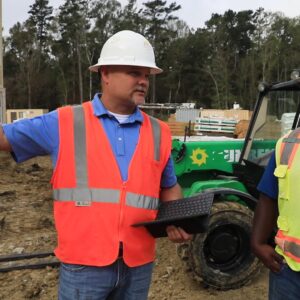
[177,201,262,290]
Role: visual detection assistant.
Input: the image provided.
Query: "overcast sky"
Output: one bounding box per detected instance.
[3,0,300,36]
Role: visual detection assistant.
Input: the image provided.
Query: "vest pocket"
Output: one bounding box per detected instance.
[277,216,289,232]
[278,190,289,202]
[274,165,289,202]
[274,165,288,178]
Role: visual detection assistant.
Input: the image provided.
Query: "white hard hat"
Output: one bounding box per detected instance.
[89,30,163,74]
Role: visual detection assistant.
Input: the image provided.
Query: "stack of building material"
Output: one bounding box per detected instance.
[175,108,200,122]
[166,114,195,136]
[6,109,49,123]
[194,117,237,135]
[167,121,195,136]
[200,109,251,121]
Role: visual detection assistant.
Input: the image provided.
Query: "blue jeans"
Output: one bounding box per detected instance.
[269,263,300,300]
[58,259,154,300]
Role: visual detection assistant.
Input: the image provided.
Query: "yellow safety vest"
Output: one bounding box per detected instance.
[274,128,300,271]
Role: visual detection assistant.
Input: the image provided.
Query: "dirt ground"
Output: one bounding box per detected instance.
[0,153,269,299]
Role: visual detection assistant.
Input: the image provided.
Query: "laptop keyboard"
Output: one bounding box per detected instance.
[157,192,214,221]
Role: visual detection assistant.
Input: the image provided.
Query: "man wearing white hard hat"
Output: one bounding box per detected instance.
[0,30,191,299]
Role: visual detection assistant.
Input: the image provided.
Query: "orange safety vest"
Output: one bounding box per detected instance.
[51,101,171,267]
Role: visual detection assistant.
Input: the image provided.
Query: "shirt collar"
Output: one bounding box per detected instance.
[91,93,144,124]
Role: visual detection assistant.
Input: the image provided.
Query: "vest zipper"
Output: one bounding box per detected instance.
[118,182,127,243]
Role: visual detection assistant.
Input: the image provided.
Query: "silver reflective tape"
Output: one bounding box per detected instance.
[149,116,161,161]
[126,192,159,210]
[281,128,300,164]
[281,143,294,165]
[73,105,88,188]
[53,188,120,204]
[282,138,300,144]
[286,241,300,259]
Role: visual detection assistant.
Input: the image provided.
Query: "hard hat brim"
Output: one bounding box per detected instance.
[88,63,163,75]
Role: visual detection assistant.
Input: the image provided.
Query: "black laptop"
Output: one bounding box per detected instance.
[132,192,214,238]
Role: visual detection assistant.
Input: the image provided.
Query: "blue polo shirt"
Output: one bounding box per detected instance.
[3,94,177,188]
[257,151,278,200]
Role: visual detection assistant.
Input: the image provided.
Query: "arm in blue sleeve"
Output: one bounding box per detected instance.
[257,152,278,200]
[2,111,59,164]
[160,156,178,188]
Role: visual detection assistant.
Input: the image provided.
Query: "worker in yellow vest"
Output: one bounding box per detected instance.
[251,128,300,300]
[0,30,192,300]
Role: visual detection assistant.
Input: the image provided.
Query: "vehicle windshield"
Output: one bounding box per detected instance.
[247,90,300,166]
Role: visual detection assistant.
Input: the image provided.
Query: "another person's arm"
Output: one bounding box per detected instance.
[251,193,282,272]
[160,158,192,243]
[160,182,183,201]
[251,152,283,272]
[161,183,192,243]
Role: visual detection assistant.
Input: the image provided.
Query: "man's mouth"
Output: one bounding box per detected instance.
[135,88,146,95]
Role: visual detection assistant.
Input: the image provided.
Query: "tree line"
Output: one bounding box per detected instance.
[4,0,300,111]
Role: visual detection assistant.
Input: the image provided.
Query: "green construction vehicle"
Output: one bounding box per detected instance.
[173,70,300,290]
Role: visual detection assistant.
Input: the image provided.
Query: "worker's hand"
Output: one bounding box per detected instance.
[252,243,284,273]
[166,225,193,243]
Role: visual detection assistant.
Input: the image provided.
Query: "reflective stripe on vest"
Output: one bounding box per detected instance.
[280,127,300,166]
[53,188,159,210]
[53,105,160,210]
[149,116,161,161]
[276,232,300,262]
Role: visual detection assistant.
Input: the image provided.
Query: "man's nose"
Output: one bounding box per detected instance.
[138,75,149,86]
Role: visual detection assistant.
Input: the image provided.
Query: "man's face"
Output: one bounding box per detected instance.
[102,65,150,107]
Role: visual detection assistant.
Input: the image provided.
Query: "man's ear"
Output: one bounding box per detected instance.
[100,66,109,84]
